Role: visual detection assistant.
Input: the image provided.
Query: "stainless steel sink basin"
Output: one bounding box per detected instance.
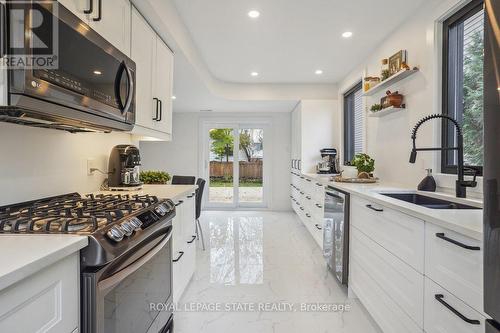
[380,193,481,210]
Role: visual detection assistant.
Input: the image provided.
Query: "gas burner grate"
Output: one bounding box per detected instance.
[0,193,160,234]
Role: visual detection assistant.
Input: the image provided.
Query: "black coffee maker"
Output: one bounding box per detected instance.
[317,148,340,174]
[108,145,142,188]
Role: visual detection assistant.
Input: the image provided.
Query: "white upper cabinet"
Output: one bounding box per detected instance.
[87,0,131,56]
[130,6,173,141]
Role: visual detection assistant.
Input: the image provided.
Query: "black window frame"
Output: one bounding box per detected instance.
[441,0,484,176]
[343,82,363,165]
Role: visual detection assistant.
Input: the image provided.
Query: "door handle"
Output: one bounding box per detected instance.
[0,3,6,58]
[306,213,311,218]
[366,204,383,212]
[153,98,159,120]
[316,204,323,208]
[115,62,133,115]
[187,235,196,244]
[84,0,93,14]
[435,233,480,251]
[92,0,102,21]
[315,224,322,230]
[306,196,311,200]
[173,251,185,262]
[434,294,480,325]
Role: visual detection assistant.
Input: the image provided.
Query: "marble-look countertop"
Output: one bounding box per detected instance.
[0,235,88,291]
[303,173,483,241]
[96,184,198,202]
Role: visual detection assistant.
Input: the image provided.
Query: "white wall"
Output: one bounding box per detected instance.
[337,0,482,196]
[140,111,292,211]
[0,123,132,206]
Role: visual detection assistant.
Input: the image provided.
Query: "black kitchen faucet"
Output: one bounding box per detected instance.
[409,114,478,198]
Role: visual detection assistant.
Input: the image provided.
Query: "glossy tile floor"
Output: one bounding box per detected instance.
[174,211,381,333]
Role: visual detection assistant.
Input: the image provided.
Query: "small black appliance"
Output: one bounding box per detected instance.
[108,145,142,189]
[317,148,340,174]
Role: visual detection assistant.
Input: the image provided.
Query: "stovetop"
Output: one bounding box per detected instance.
[0,192,171,235]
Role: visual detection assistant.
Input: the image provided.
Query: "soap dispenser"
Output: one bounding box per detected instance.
[418,168,436,192]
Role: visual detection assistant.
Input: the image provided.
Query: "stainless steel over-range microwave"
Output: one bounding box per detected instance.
[0,1,136,132]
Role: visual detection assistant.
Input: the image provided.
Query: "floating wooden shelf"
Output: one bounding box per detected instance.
[368,106,405,118]
[363,69,419,96]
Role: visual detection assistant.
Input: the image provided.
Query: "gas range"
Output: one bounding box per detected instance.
[0,192,176,333]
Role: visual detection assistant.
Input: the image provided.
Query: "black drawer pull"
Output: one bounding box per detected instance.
[84,0,93,14]
[366,204,383,212]
[306,213,311,218]
[300,207,304,211]
[187,194,195,198]
[435,233,480,251]
[434,294,480,325]
[175,200,184,206]
[315,224,322,230]
[92,0,102,21]
[306,179,312,182]
[306,196,311,200]
[173,251,185,262]
[300,176,305,179]
[316,183,323,187]
[300,191,304,195]
[187,235,196,244]
[295,201,300,205]
[316,204,323,208]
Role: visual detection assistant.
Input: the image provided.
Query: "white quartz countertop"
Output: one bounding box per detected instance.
[0,235,88,291]
[97,184,198,202]
[303,173,483,241]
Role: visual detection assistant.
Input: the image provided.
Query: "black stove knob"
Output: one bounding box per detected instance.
[106,226,125,242]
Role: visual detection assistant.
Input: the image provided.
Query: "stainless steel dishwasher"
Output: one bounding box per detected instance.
[323,186,350,285]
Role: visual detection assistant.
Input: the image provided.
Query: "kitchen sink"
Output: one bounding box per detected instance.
[380,193,481,210]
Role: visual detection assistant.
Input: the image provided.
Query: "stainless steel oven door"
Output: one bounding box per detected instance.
[82,231,173,333]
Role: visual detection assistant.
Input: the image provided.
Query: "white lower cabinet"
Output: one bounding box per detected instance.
[172,191,197,303]
[290,172,324,250]
[0,254,79,333]
[424,278,486,333]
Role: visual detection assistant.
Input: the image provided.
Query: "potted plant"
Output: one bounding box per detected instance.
[370,103,382,113]
[351,153,375,178]
[139,171,171,184]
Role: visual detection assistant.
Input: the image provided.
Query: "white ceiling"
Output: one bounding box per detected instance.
[173,0,428,84]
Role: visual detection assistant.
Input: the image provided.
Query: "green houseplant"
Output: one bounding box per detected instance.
[139,171,171,184]
[351,153,375,176]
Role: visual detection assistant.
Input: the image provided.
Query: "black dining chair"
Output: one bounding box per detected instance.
[195,178,206,250]
[171,175,196,185]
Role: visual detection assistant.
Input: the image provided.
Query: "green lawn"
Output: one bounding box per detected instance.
[210,178,263,187]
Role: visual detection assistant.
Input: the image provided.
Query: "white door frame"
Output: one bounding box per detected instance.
[199,119,271,210]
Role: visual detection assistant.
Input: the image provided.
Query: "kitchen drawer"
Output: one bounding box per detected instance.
[351,226,424,326]
[424,277,486,333]
[350,257,423,333]
[425,223,483,313]
[350,196,425,272]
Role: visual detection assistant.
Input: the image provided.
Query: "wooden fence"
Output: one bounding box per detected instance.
[210,160,263,179]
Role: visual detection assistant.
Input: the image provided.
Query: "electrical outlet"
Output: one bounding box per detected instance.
[87,158,96,176]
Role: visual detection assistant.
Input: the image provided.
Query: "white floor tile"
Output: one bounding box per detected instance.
[174,211,381,333]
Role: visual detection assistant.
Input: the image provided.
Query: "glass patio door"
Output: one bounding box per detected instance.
[203,123,266,208]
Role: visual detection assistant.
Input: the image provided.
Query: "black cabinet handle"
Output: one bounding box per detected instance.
[187,194,195,198]
[300,176,305,179]
[435,233,480,251]
[434,294,480,325]
[300,191,304,195]
[92,0,102,21]
[306,196,311,200]
[300,207,304,211]
[158,99,163,121]
[187,235,196,244]
[175,200,184,207]
[306,213,311,218]
[316,204,323,208]
[153,98,159,120]
[295,201,300,205]
[315,224,322,230]
[84,0,93,14]
[316,183,323,187]
[306,179,312,182]
[366,204,383,212]
[173,251,184,262]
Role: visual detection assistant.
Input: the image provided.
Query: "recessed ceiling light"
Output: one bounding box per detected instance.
[315,69,323,75]
[251,72,259,77]
[93,70,102,75]
[248,10,260,18]
[342,31,353,38]
[172,95,177,100]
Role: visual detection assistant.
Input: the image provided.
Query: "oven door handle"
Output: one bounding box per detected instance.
[98,231,171,292]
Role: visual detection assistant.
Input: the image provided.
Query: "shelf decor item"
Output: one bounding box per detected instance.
[388,50,408,75]
[370,103,383,112]
[363,77,381,92]
[139,170,171,184]
[381,90,404,109]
